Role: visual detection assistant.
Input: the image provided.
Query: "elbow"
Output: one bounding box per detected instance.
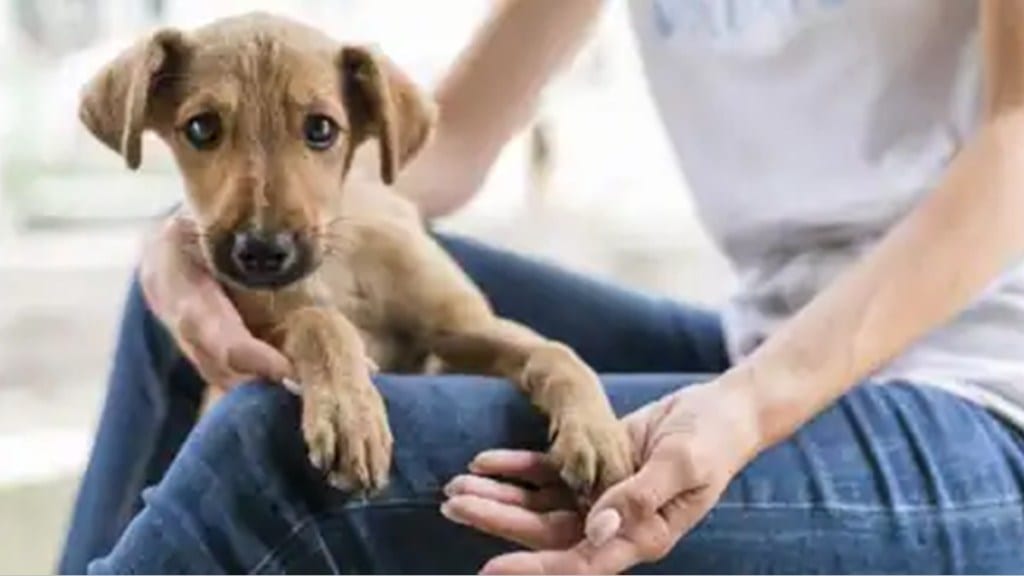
[968,108,1024,205]
[398,129,496,219]
[984,107,1024,161]
[967,108,1024,235]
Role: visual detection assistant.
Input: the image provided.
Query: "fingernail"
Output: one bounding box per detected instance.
[439,502,465,525]
[364,355,380,373]
[281,378,301,395]
[468,451,496,473]
[586,508,622,546]
[443,477,465,497]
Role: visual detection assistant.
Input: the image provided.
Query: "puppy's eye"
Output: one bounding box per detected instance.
[303,114,339,151]
[182,113,222,150]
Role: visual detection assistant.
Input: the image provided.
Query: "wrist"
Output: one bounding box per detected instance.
[702,374,766,468]
[717,353,829,454]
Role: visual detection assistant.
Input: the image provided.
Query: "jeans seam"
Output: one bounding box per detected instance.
[112,275,180,539]
[249,496,1023,573]
[248,500,441,574]
[714,497,1024,513]
[250,513,311,574]
[217,391,324,575]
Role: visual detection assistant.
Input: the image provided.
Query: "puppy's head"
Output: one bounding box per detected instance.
[79,13,434,290]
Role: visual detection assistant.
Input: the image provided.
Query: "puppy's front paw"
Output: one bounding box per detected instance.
[524,344,635,501]
[301,374,393,495]
[548,413,634,502]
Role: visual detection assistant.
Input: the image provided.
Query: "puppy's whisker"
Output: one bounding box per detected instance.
[317,222,366,235]
[314,232,360,248]
[321,215,373,231]
[321,214,356,228]
[151,72,191,86]
[320,246,348,263]
[321,236,357,247]
[267,289,278,317]
[316,234,356,244]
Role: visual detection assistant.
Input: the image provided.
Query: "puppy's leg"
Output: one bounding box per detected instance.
[429,317,634,499]
[351,227,631,498]
[279,307,392,493]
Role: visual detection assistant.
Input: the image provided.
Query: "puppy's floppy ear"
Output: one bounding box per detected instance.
[79,29,189,170]
[339,46,436,185]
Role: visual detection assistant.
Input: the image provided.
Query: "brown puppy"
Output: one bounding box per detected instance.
[79,12,633,498]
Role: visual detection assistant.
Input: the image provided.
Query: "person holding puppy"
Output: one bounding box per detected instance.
[62,0,1024,574]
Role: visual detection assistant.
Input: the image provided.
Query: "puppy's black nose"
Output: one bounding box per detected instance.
[230,230,298,282]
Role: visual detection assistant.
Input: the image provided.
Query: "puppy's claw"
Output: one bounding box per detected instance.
[304,410,337,473]
[367,434,393,492]
[365,356,380,374]
[324,438,390,495]
[309,449,325,472]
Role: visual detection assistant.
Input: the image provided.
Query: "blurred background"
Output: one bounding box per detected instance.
[0,0,735,572]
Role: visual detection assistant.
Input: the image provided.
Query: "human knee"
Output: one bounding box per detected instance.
[190,381,304,469]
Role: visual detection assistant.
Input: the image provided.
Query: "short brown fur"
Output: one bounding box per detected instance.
[80,13,632,496]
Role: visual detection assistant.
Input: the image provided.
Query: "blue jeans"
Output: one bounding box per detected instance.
[60,236,1024,574]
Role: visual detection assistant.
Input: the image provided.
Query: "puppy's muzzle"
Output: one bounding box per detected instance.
[212,228,314,290]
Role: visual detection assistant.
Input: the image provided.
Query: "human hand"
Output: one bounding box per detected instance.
[139,212,292,388]
[441,380,761,574]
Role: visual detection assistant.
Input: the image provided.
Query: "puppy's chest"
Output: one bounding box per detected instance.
[316,258,432,373]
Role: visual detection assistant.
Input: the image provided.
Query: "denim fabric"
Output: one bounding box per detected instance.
[61,236,1024,574]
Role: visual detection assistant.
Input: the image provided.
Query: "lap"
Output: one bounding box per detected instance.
[61,234,726,573]
[436,234,729,373]
[92,376,1024,574]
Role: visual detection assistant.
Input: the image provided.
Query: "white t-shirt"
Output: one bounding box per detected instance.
[627,0,1024,425]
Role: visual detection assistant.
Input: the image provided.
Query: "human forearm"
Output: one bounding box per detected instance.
[398,0,604,217]
[722,111,1024,449]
